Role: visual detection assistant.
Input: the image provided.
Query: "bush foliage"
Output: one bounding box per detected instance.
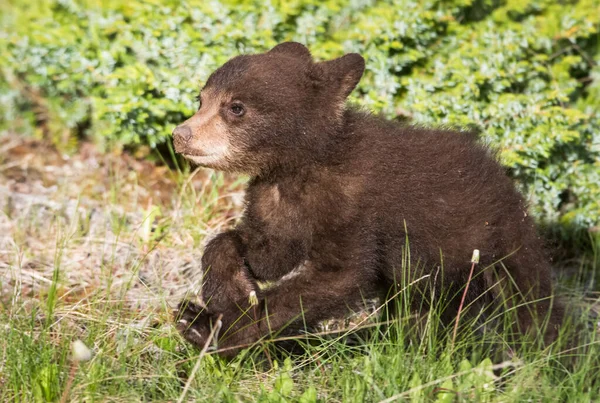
[1,0,599,230]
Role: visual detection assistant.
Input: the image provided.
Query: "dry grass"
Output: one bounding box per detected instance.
[0,133,245,312]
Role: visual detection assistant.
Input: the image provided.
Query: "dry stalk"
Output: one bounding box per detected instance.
[452,249,480,348]
[177,313,223,403]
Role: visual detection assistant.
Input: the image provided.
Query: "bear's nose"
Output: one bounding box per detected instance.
[172,125,193,143]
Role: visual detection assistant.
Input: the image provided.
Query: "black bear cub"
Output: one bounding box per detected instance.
[172,42,563,357]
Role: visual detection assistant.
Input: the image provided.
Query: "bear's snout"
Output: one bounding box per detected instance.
[172,125,193,152]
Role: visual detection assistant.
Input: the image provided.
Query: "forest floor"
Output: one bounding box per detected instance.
[1,133,599,402]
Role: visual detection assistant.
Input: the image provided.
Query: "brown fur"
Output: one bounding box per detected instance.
[173,42,563,357]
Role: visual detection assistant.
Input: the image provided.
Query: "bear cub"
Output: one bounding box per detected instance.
[172,42,563,357]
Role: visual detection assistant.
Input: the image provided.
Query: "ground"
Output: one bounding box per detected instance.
[1,133,599,402]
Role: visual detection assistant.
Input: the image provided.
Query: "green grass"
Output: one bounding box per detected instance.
[2,272,599,402]
[1,136,599,402]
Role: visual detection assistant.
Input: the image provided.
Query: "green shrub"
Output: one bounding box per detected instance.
[1,0,599,230]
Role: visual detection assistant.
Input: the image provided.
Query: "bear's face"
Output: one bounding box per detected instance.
[173,42,365,174]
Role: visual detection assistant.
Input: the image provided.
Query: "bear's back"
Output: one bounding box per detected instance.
[336,110,535,269]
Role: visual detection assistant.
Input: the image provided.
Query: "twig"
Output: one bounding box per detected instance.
[59,362,78,403]
[60,340,93,403]
[177,314,223,403]
[571,43,597,68]
[452,250,480,348]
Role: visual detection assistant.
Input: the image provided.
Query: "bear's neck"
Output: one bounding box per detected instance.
[253,107,365,182]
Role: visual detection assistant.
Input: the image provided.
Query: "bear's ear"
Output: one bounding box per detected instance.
[310,53,365,99]
[268,42,312,62]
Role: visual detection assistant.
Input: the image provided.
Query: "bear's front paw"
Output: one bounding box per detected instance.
[174,301,220,349]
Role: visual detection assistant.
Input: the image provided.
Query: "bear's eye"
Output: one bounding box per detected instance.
[195,94,202,109]
[229,103,245,117]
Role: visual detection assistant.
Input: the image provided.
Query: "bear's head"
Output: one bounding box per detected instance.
[172,42,365,175]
